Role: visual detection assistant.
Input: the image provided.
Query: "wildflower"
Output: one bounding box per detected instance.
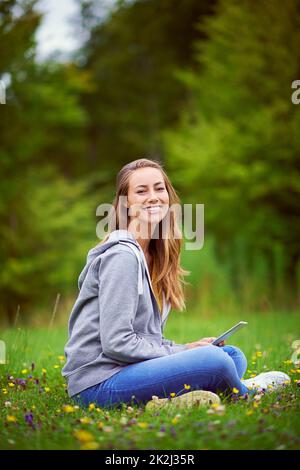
[21,369,28,375]
[80,441,100,450]
[8,382,15,388]
[207,404,226,416]
[16,378,27,387]
[53,365,60,369]
[232,387,239,394]
[138,422,148,429]
[4,401,12,407]
[73,429,94,442]
[172,416,180,425]
[256,351,263,357]
[120,417,128,426]
[97,421,104,430]
[80,417,92,424]
[103,426,113,433]
[88,403,95,411]
[253,394,262,401]
[96,408,102,413]
[2,388,8,394]
[42,368,47,374]
[58,355,65,361]
[25,413,34,426]
[44,387,50,393]
[184,384,191,390]
[6,415,17,423]
[246,410,254,416]
[62,405,75,413]
[170,392,176,398]
[283,359,292,365]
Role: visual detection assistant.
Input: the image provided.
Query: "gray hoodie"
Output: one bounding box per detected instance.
[61,229,188,397]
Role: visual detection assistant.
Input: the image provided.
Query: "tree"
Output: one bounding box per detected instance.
[163,0,300,303]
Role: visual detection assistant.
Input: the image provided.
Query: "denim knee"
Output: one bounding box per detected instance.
[222,344,247,364]
[210,346,236,376]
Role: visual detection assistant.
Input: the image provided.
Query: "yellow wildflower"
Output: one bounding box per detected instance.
[6,415,17,423]
[62,405,75,413]
[232,387,239,394]
[80,441,100,450]
[42,368,47,374]
[170,392,176,398]
[80,417,92,424]
[184,384,191,390]
[138,422,148,429]
[21,369,28,375]
[73,429,94,442]
[44,387,50,393]
[2,388,8,394]
[88,403,95,411]
[8,383,15,388]
[246,410,254,416]
[53,365,60,369]
[58,355,65,361]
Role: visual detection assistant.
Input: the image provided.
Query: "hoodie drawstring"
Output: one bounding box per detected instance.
[119,241,144,295]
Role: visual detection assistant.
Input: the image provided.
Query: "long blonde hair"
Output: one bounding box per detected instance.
[97,158,190,314]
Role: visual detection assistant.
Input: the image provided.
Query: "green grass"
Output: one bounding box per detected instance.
[0,310,300,450]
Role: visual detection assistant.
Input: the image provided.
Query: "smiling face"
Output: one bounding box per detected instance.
[126,167,170,228]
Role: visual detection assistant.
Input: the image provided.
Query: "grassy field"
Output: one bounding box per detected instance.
[0,310,300,450]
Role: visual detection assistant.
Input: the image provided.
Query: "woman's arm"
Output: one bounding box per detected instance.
[98,250,188,364]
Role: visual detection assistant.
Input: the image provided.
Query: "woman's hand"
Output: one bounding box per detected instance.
[185,337,225,350]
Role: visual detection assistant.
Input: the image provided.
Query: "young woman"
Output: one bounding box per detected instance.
[61,158,290,410]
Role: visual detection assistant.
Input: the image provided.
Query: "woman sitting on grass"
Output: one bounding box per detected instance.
[61,158,290,410]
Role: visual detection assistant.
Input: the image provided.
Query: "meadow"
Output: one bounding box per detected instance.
[0,309,299,450]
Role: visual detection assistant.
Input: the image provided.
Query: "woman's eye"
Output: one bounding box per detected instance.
[137,188,165,194]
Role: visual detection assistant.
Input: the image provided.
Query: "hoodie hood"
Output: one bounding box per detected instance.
[78,229,170,318]
[78,229,141,290]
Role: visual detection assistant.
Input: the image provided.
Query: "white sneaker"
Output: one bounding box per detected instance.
[241,371,291,392]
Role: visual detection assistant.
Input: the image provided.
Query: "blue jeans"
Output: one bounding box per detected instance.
[73,345,250,409]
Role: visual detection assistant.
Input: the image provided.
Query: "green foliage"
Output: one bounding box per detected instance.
[0,1,96,324]
[164,0,300,303]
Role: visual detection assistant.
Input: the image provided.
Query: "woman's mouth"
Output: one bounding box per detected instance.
[143,205,162,214]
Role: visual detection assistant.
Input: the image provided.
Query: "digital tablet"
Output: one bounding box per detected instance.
[212,321,248,346]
